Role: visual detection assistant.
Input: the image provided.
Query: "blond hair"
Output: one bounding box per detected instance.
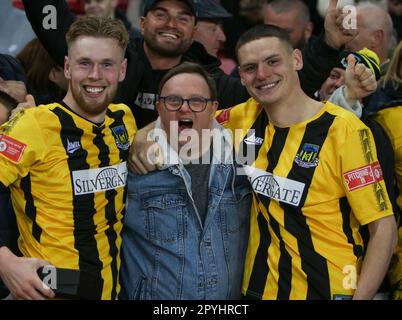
[66,16,129,54]
[381,40,402,89]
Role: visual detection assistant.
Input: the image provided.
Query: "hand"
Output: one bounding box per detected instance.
[10,94,36,119]
[128,122,162,175]
[344,54,377,104]
[0,247,55,300]
[324,0,358,49]
[0,79,27,103]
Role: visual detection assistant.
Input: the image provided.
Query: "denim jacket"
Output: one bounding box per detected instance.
[120,119,251,300]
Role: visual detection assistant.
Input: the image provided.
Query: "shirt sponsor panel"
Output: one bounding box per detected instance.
[343,161,384,192]
[72,162,128,196]
[244,165,305,206]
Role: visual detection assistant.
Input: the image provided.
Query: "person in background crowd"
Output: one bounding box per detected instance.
[263,0,314,49]
[192,0,235,74]
[84,0,142,39]
[345,1,395,72]
[16,38,68,105]
[372,40,402,299]
[22,0,356,129]
[193,0,232,58]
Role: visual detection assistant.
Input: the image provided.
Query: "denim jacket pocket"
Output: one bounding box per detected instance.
[220,183,252,234]
[141,193,188,243]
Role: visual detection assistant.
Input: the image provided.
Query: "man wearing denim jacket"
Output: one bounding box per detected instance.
[119,62,252,300]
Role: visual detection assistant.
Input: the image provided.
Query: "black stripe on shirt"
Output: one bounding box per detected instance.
[246,127,289,299]
[20,174,42,243]
[52,107,103,298]
[92,125,119,300]
[281,111,335,300]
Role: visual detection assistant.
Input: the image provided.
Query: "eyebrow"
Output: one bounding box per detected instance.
[152,6,193,16]
[241,54,281,67]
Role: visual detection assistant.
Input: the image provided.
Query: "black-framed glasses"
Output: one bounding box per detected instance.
[158,95,213,113]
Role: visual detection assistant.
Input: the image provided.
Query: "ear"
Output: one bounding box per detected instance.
[293,48,303,71]
[211,100,219,114]
[119,58,128,82]
[373,29,384,47]
[238,67,246,86]
[156,99,161,114]
[304,22,314,42]
[64,56,71,79]
[140,17,146,35]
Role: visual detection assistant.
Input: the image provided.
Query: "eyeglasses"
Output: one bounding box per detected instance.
[158,95,214,113]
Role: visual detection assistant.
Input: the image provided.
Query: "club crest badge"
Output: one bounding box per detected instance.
[111,125,130,151]
[294,143,320,168]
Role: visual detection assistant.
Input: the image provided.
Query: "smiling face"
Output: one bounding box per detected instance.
[140,0,196,57]
[156,72,218,150]
[238,36,303,107]
[63,36,127,122]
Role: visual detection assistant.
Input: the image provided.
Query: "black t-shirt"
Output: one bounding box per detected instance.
[132,67,168,128]
[184,162,211,226]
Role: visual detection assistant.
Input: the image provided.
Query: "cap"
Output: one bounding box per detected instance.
[143,0,197,17]
[338,48,382,81]
[0,54,27,82]
[194,0,232,20]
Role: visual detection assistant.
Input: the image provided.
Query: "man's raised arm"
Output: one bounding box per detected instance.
[22,0,75,67]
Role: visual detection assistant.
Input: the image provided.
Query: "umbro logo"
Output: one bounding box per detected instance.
[67,139,81,154]
[244,132,264,145]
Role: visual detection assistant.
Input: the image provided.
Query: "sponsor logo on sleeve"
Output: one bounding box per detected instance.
[0,134,26,162]
[72,162,128,195]
[244,166,305,206]
[111,125,130,150]
[294,143,320,168]
[343,161,384,191]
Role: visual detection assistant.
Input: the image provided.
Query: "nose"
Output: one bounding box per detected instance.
[179,99,192,113]
[256,63,270,80]
[166,15,179,28]
[88,64,101,80]
[334,76,344,88]
[216,25,226,42]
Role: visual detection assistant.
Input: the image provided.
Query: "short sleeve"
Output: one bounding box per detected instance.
[339,127,393,225]
[0,110,45,187]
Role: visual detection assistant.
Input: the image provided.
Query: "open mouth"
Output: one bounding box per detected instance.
[257,81,280,91]
[178,119,193,131]
[159,32,180,41]
[84,86,105,96]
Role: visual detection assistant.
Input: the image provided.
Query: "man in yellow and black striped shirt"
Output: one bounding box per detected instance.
[218,24,397,300]
[0,16,136,300]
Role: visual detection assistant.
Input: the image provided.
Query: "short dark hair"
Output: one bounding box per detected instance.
[66,16,129,54]
[235,24,293,61]
[266,0,310,25]
[158,62,217,100]
[0,91,18,111]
